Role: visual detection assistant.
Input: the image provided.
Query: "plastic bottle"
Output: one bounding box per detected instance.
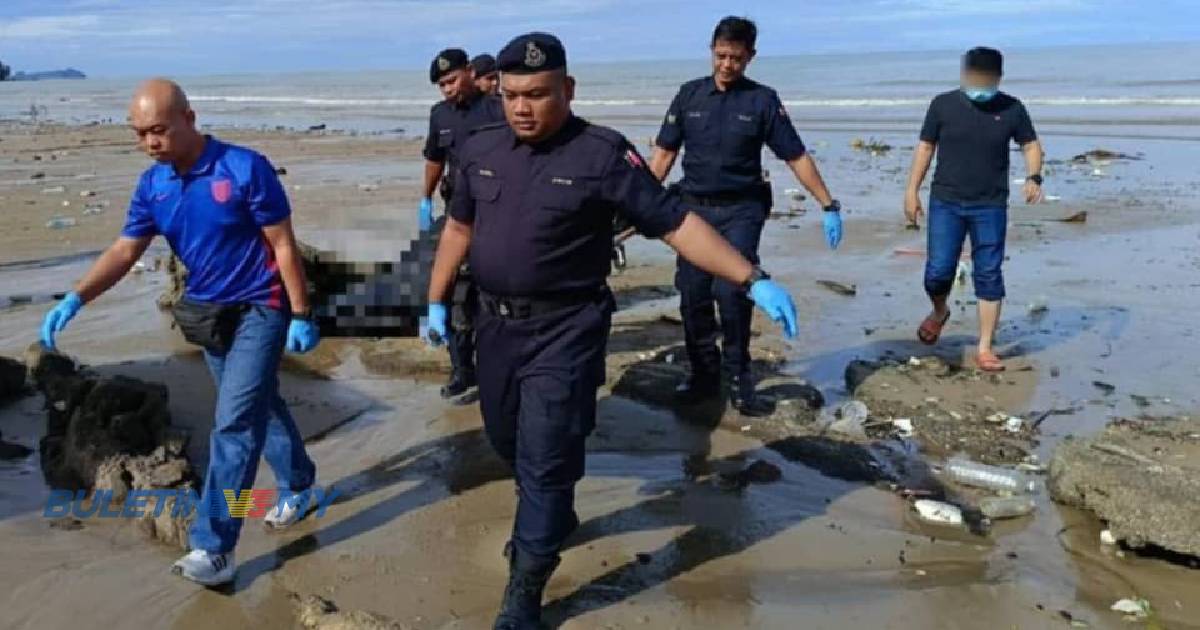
[46,217,77,229]
[979,496,1036,519]
[944,456,1037,494]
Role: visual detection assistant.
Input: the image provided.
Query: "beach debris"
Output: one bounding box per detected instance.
[816,280,857,297]
[979,496,1035,519]
[1092,381,1116,395]
[893,418,914,437]
[41,185,66,194]
[45,217,77,230]
[913,500,963,526]
[1109,598,1151,620]
[358,183,379,192]
[308,123,327,132]
[294,593,407,630]
[820,400,870,437]
[275,167,288,176]
[1058,211,1088,223]
[1028,298,1049,316]
[1100,529,1117,546]
[0,356,25,403]
[0,429,34,460]
[783,188,805,202]
[79,190,96,198]
[850,137,893,154]
[1044,194,1063,202]
[944,456,1037,494]
[61,200,71,207]
[1004,415,1025,433]
[1072,149,1140,163]
[31,172,46,180]
[719,459,784,489]
[82,204,105,216]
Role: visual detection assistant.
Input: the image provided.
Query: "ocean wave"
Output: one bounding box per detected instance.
[188,94,1200,109]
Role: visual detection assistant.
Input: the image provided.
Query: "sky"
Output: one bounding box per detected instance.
[1,0,1196,77]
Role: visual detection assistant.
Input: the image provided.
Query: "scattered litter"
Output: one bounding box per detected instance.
[41,185,66,194]
[740,425,751,432]
[79,190,96,198]
[31,172,45,180]
[1092,381,1116,395]
[61,200,71,207]
[1100,529,1117,546]
[944,455,1037,494]
[1028,297,1049,315]
[1045,195,1062,202]
[82,205,105,216]
[45,217,77,230]
[783,188,805,201]
[1073,149,1139,163]
[816,280,857,296]
[893,418,914,437]
[820,400,870,437]
[979,496,1035,519]
[358,183,379,192]
[913,500,963,526]
[1109,598,1151,619]
[908,357,922,367]
[275,167,288,176]
[309,123,327,131]
[850,137,893,154]
[1004,416,1025,433]
[1058,211,1088,223]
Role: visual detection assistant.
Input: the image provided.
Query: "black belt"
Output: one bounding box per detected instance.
[681,187,765,207]
[478,287,606,320]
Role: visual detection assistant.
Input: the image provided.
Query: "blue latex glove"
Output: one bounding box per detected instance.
[748,280,798,339]
[40,291,83,350]
[424,303,448,347]
[286,318,320,354]
[418,197,434,232]
[823,210,843,250]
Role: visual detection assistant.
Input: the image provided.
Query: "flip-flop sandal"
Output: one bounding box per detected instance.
[917,311,951,345]
[976,351,1006,372]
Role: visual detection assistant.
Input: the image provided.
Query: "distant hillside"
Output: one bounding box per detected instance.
[9,68,87,81]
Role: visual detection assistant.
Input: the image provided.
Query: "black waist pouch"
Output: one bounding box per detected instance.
[172,297,247,354]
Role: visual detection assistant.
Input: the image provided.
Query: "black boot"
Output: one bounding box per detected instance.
[441,331,477,398]
[494,545,560,630]
[674,371,721,404]
[729,373,772,417]
[440,369,476,398]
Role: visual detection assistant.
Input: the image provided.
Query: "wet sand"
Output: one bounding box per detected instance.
[2,122,1199,629]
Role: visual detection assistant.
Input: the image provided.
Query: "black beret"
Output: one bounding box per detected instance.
[430,48,470,83]
[963,47,1003,75]
[471,54,497,76]
[496,32,566,74]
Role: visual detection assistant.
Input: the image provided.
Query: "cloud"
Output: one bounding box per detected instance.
[0,14,100,39]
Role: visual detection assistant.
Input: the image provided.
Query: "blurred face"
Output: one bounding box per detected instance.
[437,68,475,104]
[501,70,575,143]
[711,39,754,87]
[475,71,499,95]
[129,100,196,164]
[961,68,1001,91]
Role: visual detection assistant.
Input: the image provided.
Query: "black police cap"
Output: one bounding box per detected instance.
[430,48,470,83]
[471,54,497,76]
[496,33,567,74]
[963,47,1003,76]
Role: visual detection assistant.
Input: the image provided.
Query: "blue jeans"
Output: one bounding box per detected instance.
[924,197,1007,301]
[675,198,766,379]
[189,305,316,553]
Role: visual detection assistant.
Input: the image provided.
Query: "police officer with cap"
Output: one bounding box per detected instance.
[472,53,500,96]
[420,48,505,398]
[425,33,799,629]
[649,16,843,416]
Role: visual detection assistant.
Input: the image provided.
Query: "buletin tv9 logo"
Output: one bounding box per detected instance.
[43,486,340,519]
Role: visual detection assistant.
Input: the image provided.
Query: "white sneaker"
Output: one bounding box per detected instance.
[263,489,310,530]
[171,549,235,586]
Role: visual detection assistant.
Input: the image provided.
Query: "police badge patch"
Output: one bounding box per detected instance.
[667,114,677,124]
[623,148,645,169]
[437,57,450,72]
[525,41,546,68]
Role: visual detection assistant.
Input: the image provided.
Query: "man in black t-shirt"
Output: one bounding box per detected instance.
[904,47,1044,372]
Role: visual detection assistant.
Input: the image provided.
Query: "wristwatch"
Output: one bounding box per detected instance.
[1025,174,1043,186]
[823,199,842,213]
[741,266,771,293]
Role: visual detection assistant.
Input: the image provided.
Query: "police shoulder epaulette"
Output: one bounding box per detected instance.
[469,121,508,136]
[581,123,625,147]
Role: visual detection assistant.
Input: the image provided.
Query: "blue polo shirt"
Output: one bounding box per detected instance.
[122,136,290,307]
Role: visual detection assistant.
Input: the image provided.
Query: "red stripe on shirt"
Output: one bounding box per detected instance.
[260,233,284,309]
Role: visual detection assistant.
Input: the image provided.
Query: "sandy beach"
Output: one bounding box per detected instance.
[1,117,1199,630]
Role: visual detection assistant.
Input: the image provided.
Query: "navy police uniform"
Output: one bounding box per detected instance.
[424,48,506,394]
[449,41,686,565]
[655,76,806,388]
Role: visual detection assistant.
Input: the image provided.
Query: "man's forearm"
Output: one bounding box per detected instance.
[274,242,311,313]
[648,147,678,183]
[422,160,445,199]
[662,213,754,286]
[787,154,833,207]
[428,218,472,303]
[74,237,149,303]
[1023,141,1044,177]
[906,142,935,194]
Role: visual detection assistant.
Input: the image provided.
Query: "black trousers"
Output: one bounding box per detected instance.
[475,290,613,557]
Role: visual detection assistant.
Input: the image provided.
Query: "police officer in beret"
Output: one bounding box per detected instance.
[420,48,505,399]
[472,53,500,96]
[425,32,799,629]
[649,16,843,416]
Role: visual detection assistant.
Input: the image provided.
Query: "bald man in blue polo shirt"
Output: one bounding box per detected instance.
[40,78,321,586]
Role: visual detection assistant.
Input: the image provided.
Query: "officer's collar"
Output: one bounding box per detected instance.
[453,90,484,110]
[168,135,221,179]
[708,75,750,94]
